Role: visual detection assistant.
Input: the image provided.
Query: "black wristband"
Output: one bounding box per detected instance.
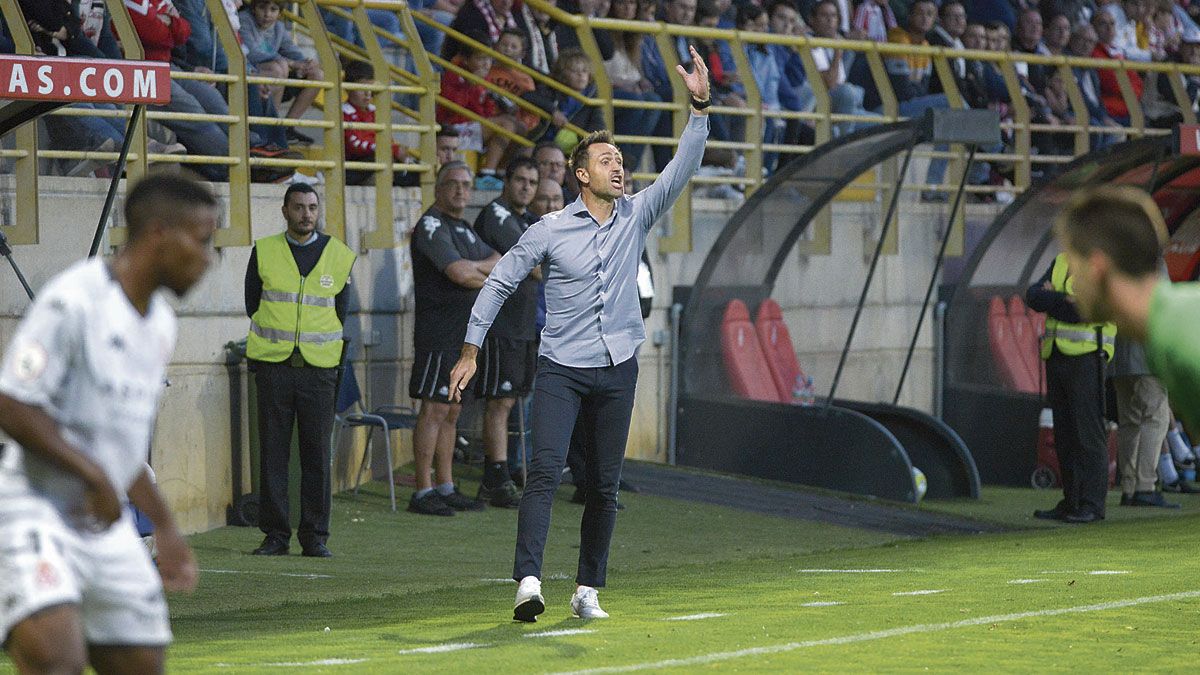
[691,96,712,110]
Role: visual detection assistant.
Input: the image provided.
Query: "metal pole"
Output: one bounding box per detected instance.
[0,229,34,301]
[90,104,143,258]
[667,302,683,465]
[932,300,946,419]
[894,145,977,405]
[826,140,916,405]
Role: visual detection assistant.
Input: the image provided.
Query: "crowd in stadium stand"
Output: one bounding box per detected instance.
[6,1,1200,188]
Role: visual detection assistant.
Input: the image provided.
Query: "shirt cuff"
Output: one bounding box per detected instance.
[688,111,710,130]
[464,324,487,348]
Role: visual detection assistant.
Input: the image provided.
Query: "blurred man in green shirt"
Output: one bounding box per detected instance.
[1053,186,1200,436]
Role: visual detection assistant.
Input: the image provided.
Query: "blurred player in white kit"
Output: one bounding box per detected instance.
[0,174,218,673]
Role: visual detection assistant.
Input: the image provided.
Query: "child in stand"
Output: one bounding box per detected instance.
[438,32,521,190]
[487,29,540,135]
[342,60,418,187]
[528,48,605,154]
[240,0,325,143]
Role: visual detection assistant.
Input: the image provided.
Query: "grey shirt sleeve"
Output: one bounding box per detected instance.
[633,112,709,231]
[465,221,548,347]
[414,214,465,273]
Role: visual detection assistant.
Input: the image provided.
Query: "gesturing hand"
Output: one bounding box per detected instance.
[675,45,711,104]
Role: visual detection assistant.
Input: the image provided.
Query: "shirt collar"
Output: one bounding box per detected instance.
[286,231,319,246]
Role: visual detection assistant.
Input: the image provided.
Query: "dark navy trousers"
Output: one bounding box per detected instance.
[513,356,638,587]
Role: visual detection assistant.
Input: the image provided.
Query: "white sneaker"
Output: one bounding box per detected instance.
[514,575,545,623]
[570,585,609,619]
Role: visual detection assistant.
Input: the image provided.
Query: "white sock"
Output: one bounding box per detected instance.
[436,482,455,496]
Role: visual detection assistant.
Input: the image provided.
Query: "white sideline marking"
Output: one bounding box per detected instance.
[792,564,912,569]
[801,602,844,607]
[481,578,516,584]
[1089,570,1131,575]
[1008,579,1048,584]
[892,590,945,596]
[551,589,1200,674]
[526,629,597,638]
[1039,570,1130,575]
[200,568,333,579]
[663,613,727,621]
[397,643,486,655]
[216,658,367,668]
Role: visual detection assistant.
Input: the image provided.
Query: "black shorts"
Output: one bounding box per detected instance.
[474,337,537,399]
[409,348,461,403]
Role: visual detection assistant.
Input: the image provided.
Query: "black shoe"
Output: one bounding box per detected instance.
[408,491,455,516]
[301,543,333,558]
[285,127,313,145]
[1064,510,1104,524]
[1164,480,1200,493]
[1033,507,1068,521]
[440,488,485,511]
[510,469,526,489]
[1119,493,1133,506]
[252,536,290,556]
[478,480,521,508]
[1130,491,1180,508]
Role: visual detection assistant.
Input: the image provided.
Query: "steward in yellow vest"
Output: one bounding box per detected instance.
[243,184,355,558]
[1025,252,1115,525]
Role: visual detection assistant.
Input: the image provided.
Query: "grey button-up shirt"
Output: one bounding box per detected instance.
[465,113,709,368]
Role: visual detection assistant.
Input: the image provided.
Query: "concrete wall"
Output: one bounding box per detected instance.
[0,177,1002,533]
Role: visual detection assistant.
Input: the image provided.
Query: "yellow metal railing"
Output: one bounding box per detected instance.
[5,0,1200,253]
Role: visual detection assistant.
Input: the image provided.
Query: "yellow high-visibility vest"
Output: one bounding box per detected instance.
[1039,253,1116,361]
[246,233,355,367]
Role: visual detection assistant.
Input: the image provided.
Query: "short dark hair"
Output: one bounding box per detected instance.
[939,0,964,17]
[343,59,374,83]
[283,182,319,206]
[505,156,540,181]
[696,0,722,22]
[533,141,565,159]
[807,0,837,21]
[499,28,527,47]
[569,129,619,174]
[1055,186,1168,277]
[736,3,765,27]
[767,0,798,19]
[436,126,459,140]
[124,173,218,242]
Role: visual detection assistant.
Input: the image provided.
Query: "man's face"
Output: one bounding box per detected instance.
[1045,14,1071,51]
[530,178,565,217]
[1069,26,1098,55]
[987,26,1010,51]
[158,205,219,297]
[577,142,624,199]
[908,1,936,34]
[496,33,525,61]
[1093,11,1117,45]
[504,165,540,210]
[771,4,801,36]
[962,23,986,50]
[436,135,460,166]
[666,0,696,26]
[535,147,567,185]
[282,191,320,240]
[252,2,280,28]
[436,168,473,214]
[610,0,637,19]
[809,3,838,38]
[940,3,966,38]
[1016,9,1042,47]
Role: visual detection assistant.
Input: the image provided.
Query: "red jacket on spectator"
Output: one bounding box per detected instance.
[124,0,190,63]
[1092,42,1144,119]
[342,102,403,161]
[438,67,497,125]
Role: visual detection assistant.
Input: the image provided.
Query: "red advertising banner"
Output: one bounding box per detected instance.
[1180,124,1200,155]
[0,55,170,105]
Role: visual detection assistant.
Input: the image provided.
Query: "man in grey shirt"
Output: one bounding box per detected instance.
[449,46,711,622]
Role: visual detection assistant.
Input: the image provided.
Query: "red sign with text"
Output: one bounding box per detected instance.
[0,55,170,105]
[1181,124,1200,155]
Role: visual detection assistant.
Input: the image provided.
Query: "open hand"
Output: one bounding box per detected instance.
[675,45,711,104]
[447,352,477,403]
[82,472,122,531]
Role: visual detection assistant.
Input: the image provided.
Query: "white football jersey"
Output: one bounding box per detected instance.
[0,258,176,526]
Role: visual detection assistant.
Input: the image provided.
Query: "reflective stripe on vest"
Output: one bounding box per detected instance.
[246,233,355,367]
[1039,253,1116,361]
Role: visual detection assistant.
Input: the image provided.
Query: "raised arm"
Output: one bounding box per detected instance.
[635,45,711,230]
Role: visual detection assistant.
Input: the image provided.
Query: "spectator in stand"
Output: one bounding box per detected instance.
[604,0,664,171]
[19,0,106,58]
[74,0,121,59]
[342,60,416,187]
[1159,29,1200,110]
[240,0,325,142]
[929,0,968,99]
[1043,10,1073,55]
[693,0,748,149]
[126,0,232,181]
[1013,8,1052,92]
[175,0,228,72]
[445,0,517,62]
[412,0,465,58]
[810,0,875,138]
[851,0,898,43]
[884,0,950,200]
[514,0,560,74]
[1109,0,1154,60]
[1069,22,1122,147]
[487,29,540,138]
[0,16,13,55]
[963,0,1019,30]
[531,48,605,153]
[1149,0,1182,60]
[768,0,818,155]
[737,5,784,173]
[319,5,403,50]
[1093,7,1145,123]
[533,141,574,200]
[557,0,615,60]
[437,126,463,166]
[438,35,522,189]
[1040,0,1094,26]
